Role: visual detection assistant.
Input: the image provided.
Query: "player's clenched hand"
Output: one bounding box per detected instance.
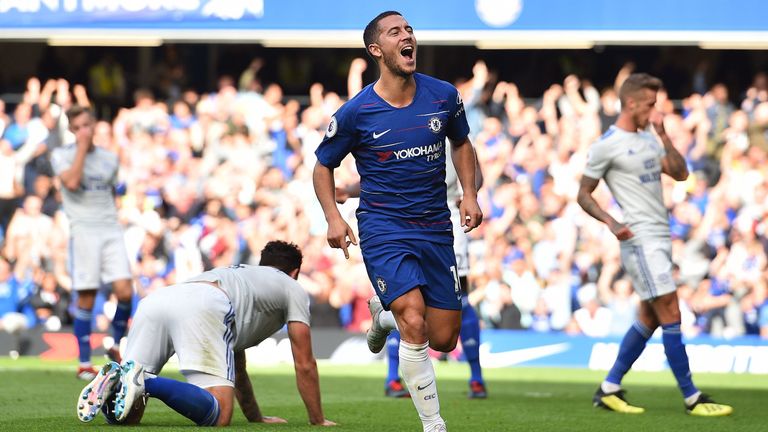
[459,198,483,233]
[609,220,634,241]
[326,217,357,259]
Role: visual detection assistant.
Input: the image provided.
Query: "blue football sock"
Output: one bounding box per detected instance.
[662,322,698,398]
[460,298,483,384]
[112,301,132,343]
[144,376,220,426]
[73,308,93,364]
[605,321,652,386]
[386,331,401,383]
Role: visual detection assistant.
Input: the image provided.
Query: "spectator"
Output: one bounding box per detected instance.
[0,257,36,354]
[571,283,612,338]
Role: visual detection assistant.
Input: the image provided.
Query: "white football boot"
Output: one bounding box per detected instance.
[76,361,122,422]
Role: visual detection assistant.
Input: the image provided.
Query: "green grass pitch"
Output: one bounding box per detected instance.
[1,357,766,431]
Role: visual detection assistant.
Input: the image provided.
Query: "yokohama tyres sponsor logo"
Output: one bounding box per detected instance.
[392,141,443,160]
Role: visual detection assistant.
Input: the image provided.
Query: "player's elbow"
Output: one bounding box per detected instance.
[674,168,689,182]
[294,357,317,376]
[576,190,590,210]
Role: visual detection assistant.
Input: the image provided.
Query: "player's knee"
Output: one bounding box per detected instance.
[112,279,134,301]
[397,311,427,338]
[429,337,458,353]
[210,387,235,426]
[430,326,460,352]
[76,291,97,310]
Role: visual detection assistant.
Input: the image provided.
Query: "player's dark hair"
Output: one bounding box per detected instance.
[363,10,402,60]
[619,73,663,105]
[259,240,303,275]
[65,104,94,123]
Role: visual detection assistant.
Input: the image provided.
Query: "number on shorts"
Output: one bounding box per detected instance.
[450,265,460,294]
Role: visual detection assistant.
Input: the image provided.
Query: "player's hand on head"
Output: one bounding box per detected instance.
[650,111,666,135]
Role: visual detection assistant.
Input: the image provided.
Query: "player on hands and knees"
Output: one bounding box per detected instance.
[76,241,336,427]
[313,11,482,432]
[51,105,133,380]
[577,73,732,417]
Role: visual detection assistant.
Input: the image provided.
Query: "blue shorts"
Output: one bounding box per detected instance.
[362,238,462,311]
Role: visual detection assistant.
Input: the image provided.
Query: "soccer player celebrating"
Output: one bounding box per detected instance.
[76,241,335,427]
[313,11,482,432]
[51,105,133,379]
[336,143,487,399]
[577,73,732,417]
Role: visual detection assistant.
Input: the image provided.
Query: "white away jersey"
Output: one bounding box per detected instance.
[51,145,120,230]
[186,265,311,352]
[583,126,669,240]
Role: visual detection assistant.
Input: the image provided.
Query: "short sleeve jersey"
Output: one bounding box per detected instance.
[186,265,311,352]
[50,144,120,230]
[315,73,470,246]
[583,126,669,240]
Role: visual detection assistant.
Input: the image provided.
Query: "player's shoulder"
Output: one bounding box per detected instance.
[337,83,378,116]
[416,73,458,98]
[591,126,625,149]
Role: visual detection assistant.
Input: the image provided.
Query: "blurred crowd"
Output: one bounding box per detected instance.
[0,56,766,345]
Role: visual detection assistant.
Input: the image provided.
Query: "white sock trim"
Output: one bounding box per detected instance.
[601,381,621,394]
[685,391,702,406]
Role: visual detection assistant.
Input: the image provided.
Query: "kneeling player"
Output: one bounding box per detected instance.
[76,241,336,427]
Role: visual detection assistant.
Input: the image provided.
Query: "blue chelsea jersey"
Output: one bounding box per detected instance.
[315,73,470,247]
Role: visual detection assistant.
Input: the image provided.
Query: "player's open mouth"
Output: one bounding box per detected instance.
[400,46,414,61]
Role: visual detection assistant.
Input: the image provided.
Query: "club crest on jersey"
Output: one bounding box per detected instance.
[326,116,338,138]
[428,116,443,133]
[376,276,387,294]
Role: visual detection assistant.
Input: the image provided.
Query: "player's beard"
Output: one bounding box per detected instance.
[383,51,414,79]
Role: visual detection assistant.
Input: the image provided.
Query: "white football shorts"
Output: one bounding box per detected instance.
[450,206,470,278]
[69,229,131,290]
[123,282,236,387]
[619,237,677,301]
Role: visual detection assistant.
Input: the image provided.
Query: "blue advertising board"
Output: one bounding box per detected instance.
[480,330,768,374]
[1,1,768,45]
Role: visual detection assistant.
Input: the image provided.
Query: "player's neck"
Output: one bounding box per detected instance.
[374,71,416,108]
[614,115,639,133]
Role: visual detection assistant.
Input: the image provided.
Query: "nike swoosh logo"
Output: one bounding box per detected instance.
[372,129,391,139]
[479,342,570,368]
[417,380,433,391]
[132,371,143,387]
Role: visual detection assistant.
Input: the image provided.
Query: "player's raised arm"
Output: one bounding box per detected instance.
[652,112,689,181]
[577,175,633,241]
[287,321,336,426]
[233,350,287,424]
[451,136,483,232]
[313,161,357,259]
